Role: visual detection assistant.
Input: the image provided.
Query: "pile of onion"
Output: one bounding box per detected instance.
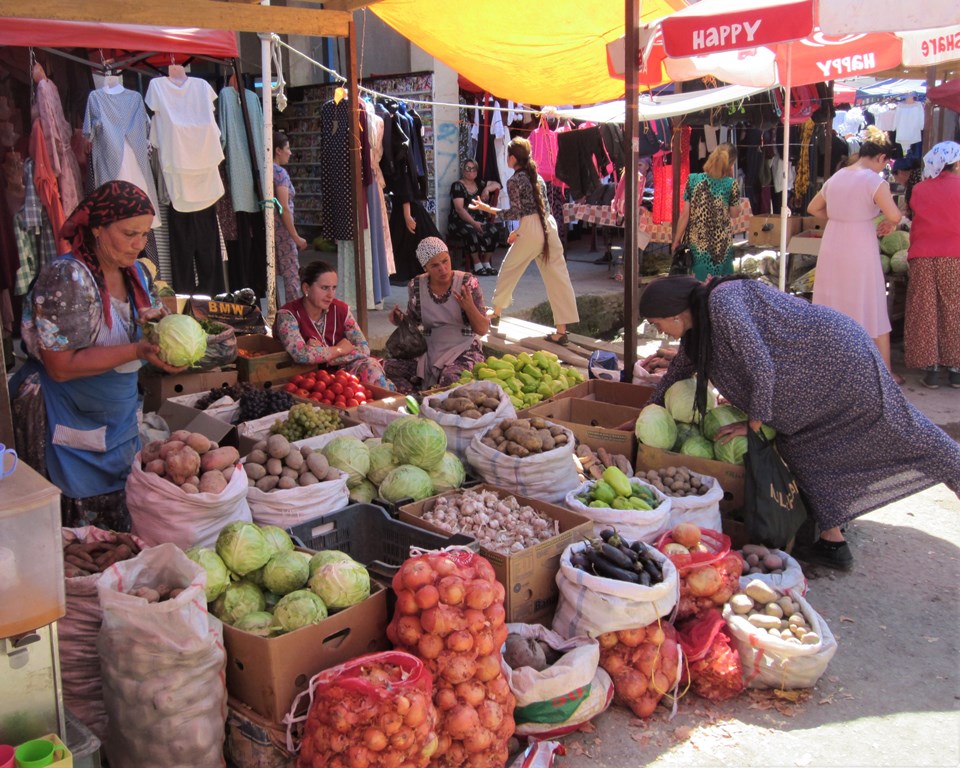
[387,550,515,768]
[597,623,681,719]
[657,525,742,621]
[297,651,439,768]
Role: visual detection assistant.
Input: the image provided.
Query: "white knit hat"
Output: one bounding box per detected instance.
[415,237,449,268]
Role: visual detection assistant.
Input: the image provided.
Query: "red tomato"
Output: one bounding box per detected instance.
[309,393,324,402]
[355,394,367,405]
[346,398,360,408]
[331,383,344,396]
[292,375,306,387]
[284,382,299,393]
[335,397,347,408]
[323,391,336,403]
[342,386,355,400]
[361,387,372,399]
[318,370,332,383]
[311,381,327,393]
[296,388,311,398]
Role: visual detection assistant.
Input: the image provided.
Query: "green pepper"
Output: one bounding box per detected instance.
[547,361,562,379]
[588,500,611,509]
[593,480,616,504]
[496,367,514,381]
[501,353,519,367]
[611,496,630,510]
[532,351,551,370]
[627,496,652,511]
[537,382,554,398]
[510,395,524,409]
[486,357,514,372]
[602,466,633,498]
[517,352,534,367]
[521,364,542,380]
[476,367,499,380]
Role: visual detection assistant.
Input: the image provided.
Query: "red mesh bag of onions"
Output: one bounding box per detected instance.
[656,526,742,621]
[293,651,440,768]
[387,548,516,768]
[597,622,682,719]
[675,609,745,702]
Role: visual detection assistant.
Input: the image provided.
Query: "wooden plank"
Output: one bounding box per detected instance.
[0,0,352,37]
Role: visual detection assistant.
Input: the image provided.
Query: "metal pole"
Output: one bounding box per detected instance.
[778,43,793,292]
[623,0,640,376]
[345,20,368,336]
[260,4,276,324]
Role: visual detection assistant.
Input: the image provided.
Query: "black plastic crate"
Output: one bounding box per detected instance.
[287,503,477,581]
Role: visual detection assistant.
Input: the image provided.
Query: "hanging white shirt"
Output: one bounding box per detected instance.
[145,77,224,212]
[893,102,924,147]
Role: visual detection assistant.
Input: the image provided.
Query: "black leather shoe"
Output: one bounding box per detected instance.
[796,538,854,571]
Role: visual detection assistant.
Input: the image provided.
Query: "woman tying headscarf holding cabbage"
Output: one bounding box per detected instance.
[14,181,183,530]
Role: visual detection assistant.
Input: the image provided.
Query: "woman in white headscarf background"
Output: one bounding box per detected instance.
[384,237,490,394]
[904,141,960,389]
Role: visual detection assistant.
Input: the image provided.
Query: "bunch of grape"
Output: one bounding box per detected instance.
[194,382,252,410]
[237,387,294,422]
[270,403,342,441]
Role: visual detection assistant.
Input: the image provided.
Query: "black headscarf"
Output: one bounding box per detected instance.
[638,274,751,420]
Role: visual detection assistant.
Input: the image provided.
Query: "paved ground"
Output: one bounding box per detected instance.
[334,236,960,767]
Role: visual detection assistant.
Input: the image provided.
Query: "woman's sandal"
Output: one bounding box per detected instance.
[544,332,569,346]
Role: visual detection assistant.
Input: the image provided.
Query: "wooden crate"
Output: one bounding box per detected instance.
[236,335,315,385]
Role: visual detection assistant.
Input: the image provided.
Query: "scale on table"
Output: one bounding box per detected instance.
[0,460,66,746]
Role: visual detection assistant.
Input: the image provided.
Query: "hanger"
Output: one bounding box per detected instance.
[334,85,347,105]
[167,54,188,86]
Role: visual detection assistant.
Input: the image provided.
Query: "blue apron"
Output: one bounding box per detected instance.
[41,259,149,500]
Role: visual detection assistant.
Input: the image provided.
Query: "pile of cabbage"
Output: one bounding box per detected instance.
[879,229,910,275]
[331,416,466,505]
[186,521,371,637]
[634,377,774,465]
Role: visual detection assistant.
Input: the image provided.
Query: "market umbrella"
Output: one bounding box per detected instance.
[927,79,960,113]
[613,1,959,289]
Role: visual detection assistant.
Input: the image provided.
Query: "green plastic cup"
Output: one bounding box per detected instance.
[14,739,53,768]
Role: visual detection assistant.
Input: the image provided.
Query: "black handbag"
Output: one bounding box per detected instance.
[669,244,692,275]
[743,429,808,549]
[384,316,428,360]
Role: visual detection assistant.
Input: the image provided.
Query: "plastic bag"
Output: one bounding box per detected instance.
[724,588,837,689]
[286,651,439,764]
[656,528,742,621]
[59,527,147,741]
[743,429,809,549]
[564,479,671,543]
[355,401,415,438]
[385,316,428,360]
[501,623,611,738]
[676,609,745,701]
[553,541,679,640]
[508,741,565,768]
[97,544,227,767]
[420,381,517,460]
[196,323,238,370]
[127,452,252,550]
[465,422,579,504]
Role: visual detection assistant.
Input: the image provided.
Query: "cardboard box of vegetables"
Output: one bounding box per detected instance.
[187,521,390,722]
[399,484,593,626]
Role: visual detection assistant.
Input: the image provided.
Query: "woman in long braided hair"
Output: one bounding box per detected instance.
[470,137,579,345]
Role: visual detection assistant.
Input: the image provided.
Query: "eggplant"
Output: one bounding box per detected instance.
[586,549,641,583]
[570,551,591,571]
[596,542,635,570]
[640,557,663,583]
[616,543,640,563]
[599,528,617,542]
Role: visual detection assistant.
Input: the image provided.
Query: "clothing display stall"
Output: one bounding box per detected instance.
[0,23,275,309]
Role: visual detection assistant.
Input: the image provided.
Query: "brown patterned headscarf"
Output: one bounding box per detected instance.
[60,181,155,328]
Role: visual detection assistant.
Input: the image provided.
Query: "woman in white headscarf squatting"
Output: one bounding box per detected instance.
[903,141,960,389]
[384,237,490,393]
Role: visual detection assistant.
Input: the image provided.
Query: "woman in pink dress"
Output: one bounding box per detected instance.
[807,129,905,381]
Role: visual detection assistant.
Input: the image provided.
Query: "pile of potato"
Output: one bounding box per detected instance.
[479,417,569,457]
[63,533,142,578]
[738,544,788,575]
[142,431,240,494]
[728,579,820,645]
[127,584,187,603]
[432,385,503,418]
[244,433,341,492]
[636,466,711,497]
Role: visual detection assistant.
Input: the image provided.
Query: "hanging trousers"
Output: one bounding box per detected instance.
[491,213,579,326]
[167,204,224,296]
